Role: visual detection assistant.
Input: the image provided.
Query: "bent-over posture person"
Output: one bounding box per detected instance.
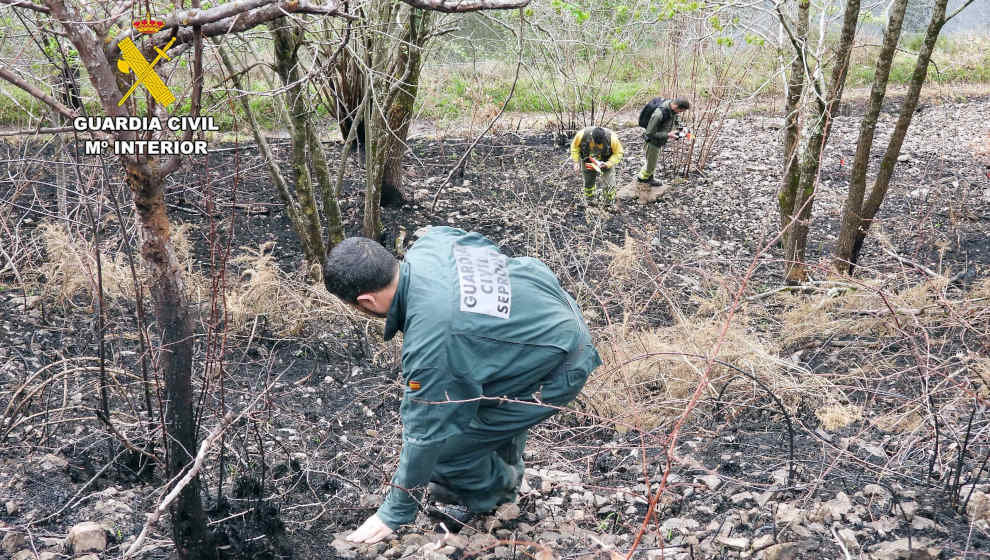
[323,226,601,544]
[570,126,623,204]
[637,97,691,187]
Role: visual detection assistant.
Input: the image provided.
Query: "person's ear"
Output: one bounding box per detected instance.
[355,293,376,311]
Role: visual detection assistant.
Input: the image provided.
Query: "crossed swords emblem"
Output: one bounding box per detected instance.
[116,36,176,107]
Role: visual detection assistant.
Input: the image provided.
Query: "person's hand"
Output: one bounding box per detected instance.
[667,131,678,139]
[572,161,581,173]
[346,514,394,544]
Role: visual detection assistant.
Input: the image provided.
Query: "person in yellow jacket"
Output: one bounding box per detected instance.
[570,126,623,205]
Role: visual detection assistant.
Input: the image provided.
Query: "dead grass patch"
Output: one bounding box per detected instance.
[226,242,347,335]
[37,221,196,305]
[816,404,863,431]
[585,318,827,430]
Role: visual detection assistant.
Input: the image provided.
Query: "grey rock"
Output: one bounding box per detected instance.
[751,534,775,550]
[67,522,108,554]
[868,537,940,559]
[39,453,68,471]
[967,491,990,523]
[5,501,17,515]
[696,474,722,490]
[823,492,853,521]
[495,502,520,521]
[760,542,796,560]
[717,536,749,550]
[2,532,26,554]
[862,484,887,498]
[731,491,754,504]
[661,517,700,532]
[12,551,35,560]
[837,528,858,549]
[774,503,805,524]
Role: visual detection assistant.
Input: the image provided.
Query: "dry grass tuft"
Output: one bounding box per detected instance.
[815,404,863,431]
[227,242,346,335]
[779,275,955,345]
[871,411,925,434]
[37,222,197,305]
[586,318,826,430]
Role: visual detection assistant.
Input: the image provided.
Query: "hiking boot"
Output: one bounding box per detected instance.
[427,482,463,506]
[428,504,475,532]
[637,175,663,187]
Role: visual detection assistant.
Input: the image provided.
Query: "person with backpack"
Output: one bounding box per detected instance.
[570,126,624,205]
[637,97,691,187]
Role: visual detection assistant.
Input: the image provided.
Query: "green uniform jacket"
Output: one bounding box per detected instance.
[377,226,601,528]
[644,99,680,147]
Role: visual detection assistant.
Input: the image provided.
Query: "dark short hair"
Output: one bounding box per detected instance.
[591,126,610,146]
[323,237,397,303]
[672,98,691,111]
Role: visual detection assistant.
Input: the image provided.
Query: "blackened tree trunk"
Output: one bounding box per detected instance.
[124,159,211,558]
[380,6,430,206]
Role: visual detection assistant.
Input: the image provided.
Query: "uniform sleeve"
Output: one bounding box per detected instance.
[570,130,584,162]
[376,367,481,529]
[606,135,623,168]
[376,441,440,529]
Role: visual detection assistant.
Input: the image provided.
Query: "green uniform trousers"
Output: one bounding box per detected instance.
[639,142,662,180]
[583,167,616,202]
[429,338,594,513]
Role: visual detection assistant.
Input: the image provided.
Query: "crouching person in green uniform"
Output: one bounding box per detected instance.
[324,226,602,544]
[570,126,623,205]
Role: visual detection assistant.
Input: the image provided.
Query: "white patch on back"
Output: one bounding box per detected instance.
[452,242,511,319]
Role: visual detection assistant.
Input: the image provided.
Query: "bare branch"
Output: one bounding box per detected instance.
[163,0,352,45]
[397,0,528,12]
[0,66,77,121]
[0,0,49,13]
[945,0,976,22]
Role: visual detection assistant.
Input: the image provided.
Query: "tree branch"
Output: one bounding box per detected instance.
[397,0,528,12]
[0,0,49,13]
[0,66,77,121]
[945,0,976,22]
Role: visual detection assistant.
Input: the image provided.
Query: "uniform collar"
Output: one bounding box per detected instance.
[383,261,410,341]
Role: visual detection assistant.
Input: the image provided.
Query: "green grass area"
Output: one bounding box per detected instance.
[0,76,333,132]
[1,34,986,131]
[846,34,990,87]
[0,88,47,126]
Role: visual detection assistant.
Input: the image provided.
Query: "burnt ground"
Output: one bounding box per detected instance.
[1,92,989,560]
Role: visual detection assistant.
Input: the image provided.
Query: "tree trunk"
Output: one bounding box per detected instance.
[777,0,859,285]
[847,0,951,268]
[325,38,367,151]
[363,2,433,237]
[124,159,211,559]
[380,7,430,207]
[777,0,810,284]
[833,0,910,274]
[273,23,327,267]
[363,72,386,239]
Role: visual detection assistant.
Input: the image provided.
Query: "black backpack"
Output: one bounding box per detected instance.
[638,97,668,129]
